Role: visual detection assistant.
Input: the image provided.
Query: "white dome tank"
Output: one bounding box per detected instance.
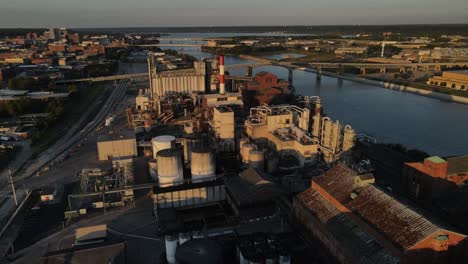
[157,148,183,187]
[191,147,215,181]
[249,149,265,171]
[152,135,176,159]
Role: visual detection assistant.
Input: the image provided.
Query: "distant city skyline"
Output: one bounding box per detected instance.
[0,0,467,28]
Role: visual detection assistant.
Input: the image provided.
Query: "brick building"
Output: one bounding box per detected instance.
[294,164,468,264]
[403,155,468,206]
[244,71,289,105]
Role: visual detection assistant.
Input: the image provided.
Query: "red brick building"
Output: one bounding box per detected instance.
[48,44,66,53]
[244,71,289,105]
[403,156,468,206]
[294,164,468,264]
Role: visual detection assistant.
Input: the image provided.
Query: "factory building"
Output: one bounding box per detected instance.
[294,163,468,264]
[244,104,318,166]
[211,106,235,152]
[402,155,468,206]
[225,167,285,221]
[244,71,289,105]
[97,132,137,161]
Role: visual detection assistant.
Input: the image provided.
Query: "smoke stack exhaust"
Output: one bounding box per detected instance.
[219,55,225,95]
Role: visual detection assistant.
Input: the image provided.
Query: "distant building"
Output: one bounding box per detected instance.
[403,155,468,206]
[294,163,468,264]
[334,47,367,55]
[427,71,468,90]
[245,71,289,105]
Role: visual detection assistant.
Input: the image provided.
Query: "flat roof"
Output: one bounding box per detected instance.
[426,156,446,164]
[447,155,468,175]
[98,130,135,142]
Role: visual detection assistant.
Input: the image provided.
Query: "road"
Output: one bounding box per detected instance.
[0,80,129,227]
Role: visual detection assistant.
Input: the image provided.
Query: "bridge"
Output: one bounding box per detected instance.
[55,58,468,88]
[130,44,202,47]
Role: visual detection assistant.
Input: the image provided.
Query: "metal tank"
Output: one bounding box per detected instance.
[241,143,255,164]
[191,147,215,181]
[165,234,178,264]
[249,149,265,171]
[183,134,203,163]
[152,135,175,159]
[157,148,183,187]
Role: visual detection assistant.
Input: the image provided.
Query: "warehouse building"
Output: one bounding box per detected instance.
[97,131,137,161]
[294,164,468,264]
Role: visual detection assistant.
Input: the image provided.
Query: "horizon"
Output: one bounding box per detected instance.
[1,0,467,28]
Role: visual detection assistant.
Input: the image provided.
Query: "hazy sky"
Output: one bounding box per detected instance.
[1,0,467,28]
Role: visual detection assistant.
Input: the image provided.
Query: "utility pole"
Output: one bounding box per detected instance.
[8,170,18,207]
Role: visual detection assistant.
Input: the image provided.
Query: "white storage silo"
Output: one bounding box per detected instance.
[249,149,265,171]
[157,148,183,187]
[152,135,176,159]
[191,148,215,181]
[165,235,178,264]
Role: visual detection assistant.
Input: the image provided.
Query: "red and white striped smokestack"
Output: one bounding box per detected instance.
[219,55,225,95]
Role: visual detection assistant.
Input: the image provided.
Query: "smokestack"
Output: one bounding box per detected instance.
[219,55,225,95]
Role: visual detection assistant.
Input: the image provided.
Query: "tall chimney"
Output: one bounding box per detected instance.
[219,55,225,95]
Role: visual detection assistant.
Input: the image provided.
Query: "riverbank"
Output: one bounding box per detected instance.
[239,54,468,105]
[309,70,468,105]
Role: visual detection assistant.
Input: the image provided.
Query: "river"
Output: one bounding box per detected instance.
[122,33,468,156]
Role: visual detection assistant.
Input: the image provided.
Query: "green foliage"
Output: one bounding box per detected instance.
[5,98,32,116]
[86,62,118,77]
[384,143,430,161]
[367,45,402,57]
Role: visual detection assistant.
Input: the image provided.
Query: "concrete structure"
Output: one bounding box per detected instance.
[428,71,468,90]
[151,135,176,159]
[403,155,468,206]
[157,148,184,187]
[294,164,468,264]
[211,106,235,152]
[97,132,137,161]
[201,93,243,108]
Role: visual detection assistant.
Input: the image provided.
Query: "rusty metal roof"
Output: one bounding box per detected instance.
[300,163,464,252]
[296,188,399,264]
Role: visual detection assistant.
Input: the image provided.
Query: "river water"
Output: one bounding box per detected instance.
[123,33,468,156]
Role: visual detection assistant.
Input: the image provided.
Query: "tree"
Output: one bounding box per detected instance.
[5,98,31,116]
[8,77,36,90]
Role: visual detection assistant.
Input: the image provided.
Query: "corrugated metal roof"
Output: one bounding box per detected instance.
[296,188,399,264]
[299,163,463,253]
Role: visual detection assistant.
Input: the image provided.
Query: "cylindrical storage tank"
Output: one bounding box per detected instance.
[157,148,183,187]
[249,149,265,171]
[241,144,255,164]
[152,135,176,159]
[183,135,203,163]
[179,232,191,245]
[165,235,178,264]
[343,125,356,152]
[191,148,215,181]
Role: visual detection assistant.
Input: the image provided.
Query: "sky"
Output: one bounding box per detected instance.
[1,0,467,28]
